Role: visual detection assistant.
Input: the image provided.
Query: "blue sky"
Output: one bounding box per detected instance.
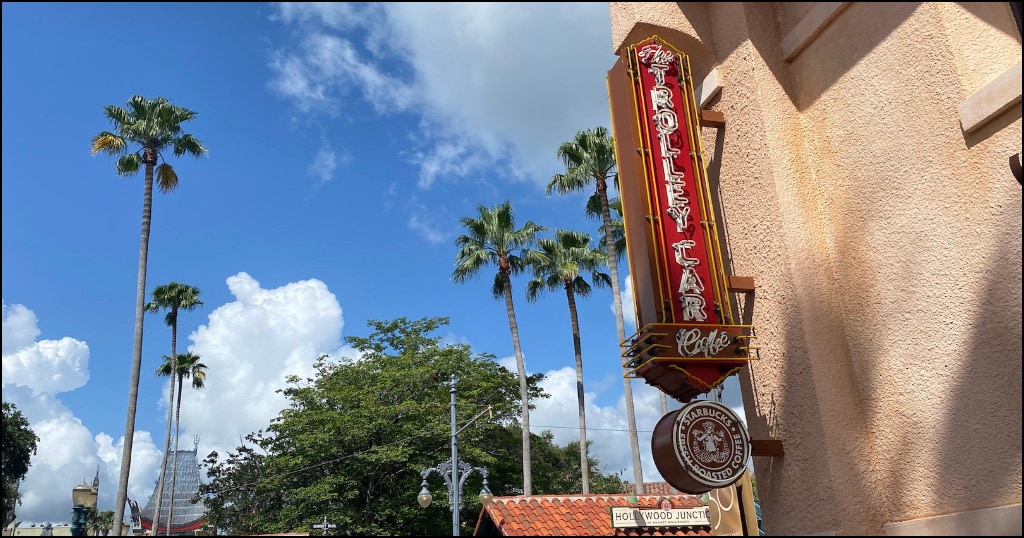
[2,2,744,526]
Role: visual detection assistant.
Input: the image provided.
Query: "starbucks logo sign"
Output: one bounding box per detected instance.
[652,400,750,494]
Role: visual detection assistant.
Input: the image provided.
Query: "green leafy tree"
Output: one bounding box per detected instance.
[197,316,544,535]
[195,442,268,536]
[452,202,545,496]
[2,402,39,527]
[146,283,203,534]
[525,229,610,494]
[547,126,645,491]
[91,96,207,534]
[155,351,207,533]
[194,316,628,535]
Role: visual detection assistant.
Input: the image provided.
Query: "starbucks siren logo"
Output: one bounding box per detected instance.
[673,400,749,490]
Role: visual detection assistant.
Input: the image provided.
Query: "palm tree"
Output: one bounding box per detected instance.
[547,126,645,492]
[156,351,207,535]
[145,283,202,536]
[86,509,115,536]
[91,95,207,535]
[452,201,544,495]
[525,229,611,494]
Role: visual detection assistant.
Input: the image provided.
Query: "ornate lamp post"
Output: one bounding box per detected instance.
[417,375,493,536]
[70,481,97,536]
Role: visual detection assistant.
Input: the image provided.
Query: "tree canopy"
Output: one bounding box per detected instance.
[2,401,39,526]
[195,316,624,535]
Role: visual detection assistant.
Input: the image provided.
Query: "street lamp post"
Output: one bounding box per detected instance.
[417,375,493,536]
[70,481,98,537]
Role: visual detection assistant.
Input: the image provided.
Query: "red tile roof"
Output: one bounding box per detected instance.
[636,482,682,496]
[473,484,712,537]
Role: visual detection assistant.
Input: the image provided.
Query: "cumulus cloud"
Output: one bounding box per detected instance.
[178,272,349,465]
[2,337,90,395]
[2,301,160,525]
[3,274,351,525]
[2,301,41,354]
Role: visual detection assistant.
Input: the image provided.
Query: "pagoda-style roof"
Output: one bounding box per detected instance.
[140,450,206,534]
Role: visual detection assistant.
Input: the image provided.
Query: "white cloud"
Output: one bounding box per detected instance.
[2,300,41,354]
[2,337,90,395]
[2,302,160,526]
[403,193,459,244]
[308,134,350,185]
[270,2,363,30]
[3,275,349,525]
[267,50,332,115]
[268,2,615,188]
[178,272,347,466]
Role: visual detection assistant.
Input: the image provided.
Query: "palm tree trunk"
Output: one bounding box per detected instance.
[502,272,532,495]
[152,370,176,534]
[153,313,179,536]
[598,179,644,494]
[113,161,155,536]
[167,371,186,536]
[565,284,590,494]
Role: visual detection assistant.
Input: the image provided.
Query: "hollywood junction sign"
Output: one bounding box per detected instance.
[609,506,711,528]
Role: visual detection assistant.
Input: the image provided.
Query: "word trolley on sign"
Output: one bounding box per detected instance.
[607,35,761,494]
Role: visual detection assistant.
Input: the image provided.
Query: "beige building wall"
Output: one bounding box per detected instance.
[608,2,1022,535]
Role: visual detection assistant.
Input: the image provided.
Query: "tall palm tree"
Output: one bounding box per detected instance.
[87,509,115,536]
[452,201,544,495]
[547,126,645,492]
[525,229,611,494]
[145,283,202,535]
[91,95,207,535]
[156,351,206,535]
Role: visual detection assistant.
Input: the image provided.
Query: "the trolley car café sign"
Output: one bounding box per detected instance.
[608,35,758,494]
[608,35,758,402]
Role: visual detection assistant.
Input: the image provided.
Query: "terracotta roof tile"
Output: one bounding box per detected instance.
[473,486,712,537]
[636,482,681,496]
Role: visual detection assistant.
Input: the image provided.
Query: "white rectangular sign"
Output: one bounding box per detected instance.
[609,506,710,528]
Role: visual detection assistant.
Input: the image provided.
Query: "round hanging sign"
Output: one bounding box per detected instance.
[651,399,750,494]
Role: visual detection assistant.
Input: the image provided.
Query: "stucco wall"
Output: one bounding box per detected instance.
[609,2,1022,535]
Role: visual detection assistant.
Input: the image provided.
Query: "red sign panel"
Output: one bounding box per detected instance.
[631,39,721,326]
[609,36,759,401]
